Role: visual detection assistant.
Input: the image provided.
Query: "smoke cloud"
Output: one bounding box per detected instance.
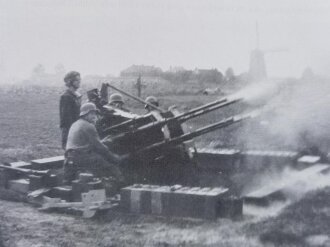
[243,165,330,217]
[236,76,330,153]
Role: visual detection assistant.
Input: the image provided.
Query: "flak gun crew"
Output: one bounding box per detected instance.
[63,102,124,185]
[108,93,130,112]
[59,71,82,149]
[145,96,159,113]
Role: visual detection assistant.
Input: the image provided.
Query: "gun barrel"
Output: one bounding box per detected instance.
[104,96,241,133]
[111,97,242,141]
[179,97,242,122]
[103,119,136,133]
[137,110,259,153]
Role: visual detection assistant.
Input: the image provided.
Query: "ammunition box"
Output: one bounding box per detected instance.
[196,148,240,173]
[50,186,73,202]
[120,184,235,219]
[28,175,43,191]
[297,155,320,170]
[8,179,30,194]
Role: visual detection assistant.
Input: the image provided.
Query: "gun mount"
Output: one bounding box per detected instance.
[95,83,261,185]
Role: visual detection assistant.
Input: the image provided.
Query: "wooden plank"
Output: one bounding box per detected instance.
[9,161,31,169]
[31,156,64,170]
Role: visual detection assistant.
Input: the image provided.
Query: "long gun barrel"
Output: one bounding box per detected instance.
[0,164,51,176]
[104,118,136,132]
[175,97,242,122]
[135,110,260,154]
[105,96,242,134]
[109,97,242,140]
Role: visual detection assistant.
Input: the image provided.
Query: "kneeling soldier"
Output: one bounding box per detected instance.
[64,102,124,185]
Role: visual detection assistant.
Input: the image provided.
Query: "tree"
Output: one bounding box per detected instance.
[225,67,235,82]
[196,69,223,84]
[301,67,315,80]
[32,64,46,77]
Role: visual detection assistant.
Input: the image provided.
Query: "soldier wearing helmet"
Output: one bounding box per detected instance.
[108,93,130,112]
[64,102,125,187]
[59,71,82,149]
[145,96,159,113]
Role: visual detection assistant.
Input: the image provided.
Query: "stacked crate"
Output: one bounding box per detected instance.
[240,150,298,172]
[121,184,242,219]
[195,148,241,173]
[296,155,320,170]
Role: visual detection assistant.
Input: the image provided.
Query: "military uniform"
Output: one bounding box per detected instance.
[64,118,123,184]
[59,89,82,149]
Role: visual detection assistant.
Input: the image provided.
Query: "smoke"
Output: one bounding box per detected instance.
[240,162,330,217]
[228,80,281,106]
[282,165,330,201]
[243,164,330,197]
[243,164,330,217]
[233,76,330,152]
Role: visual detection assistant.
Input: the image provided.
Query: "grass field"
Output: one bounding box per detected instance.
[0,86,330,246]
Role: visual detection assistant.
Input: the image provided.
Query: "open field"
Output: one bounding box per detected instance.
[0,86,330,246]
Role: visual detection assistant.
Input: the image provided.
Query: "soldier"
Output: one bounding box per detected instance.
[86,88,105,110]
[145,96,160,113]
[59,71,82,149]
[108,93,129,112]
[64,102,124,185]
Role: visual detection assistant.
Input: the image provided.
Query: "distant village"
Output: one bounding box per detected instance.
[1,48,318,97]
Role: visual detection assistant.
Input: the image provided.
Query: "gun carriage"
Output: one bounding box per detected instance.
[89,83,255,185]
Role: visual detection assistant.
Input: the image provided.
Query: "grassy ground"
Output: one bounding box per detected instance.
[0,89,63,163]
[0,200,261,247]
[0,86,330,246]
[0,187,329,246]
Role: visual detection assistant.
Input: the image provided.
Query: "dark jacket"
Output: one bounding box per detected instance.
[59,89,81,128]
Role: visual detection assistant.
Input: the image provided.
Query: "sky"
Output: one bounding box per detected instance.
[1,0,330,80]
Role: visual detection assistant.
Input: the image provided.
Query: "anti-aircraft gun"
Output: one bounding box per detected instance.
[92,83,261,185]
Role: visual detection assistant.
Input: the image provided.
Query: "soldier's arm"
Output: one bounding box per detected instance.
[83,124,122,163]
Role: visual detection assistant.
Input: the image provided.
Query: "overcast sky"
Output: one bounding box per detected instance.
[1,0,330,80]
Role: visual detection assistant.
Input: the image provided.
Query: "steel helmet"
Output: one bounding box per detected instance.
[145,96,159,108]
[109,93,124,104]
[79,102,98,117]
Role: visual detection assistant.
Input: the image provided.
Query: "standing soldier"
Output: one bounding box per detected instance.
[59,71,82,149]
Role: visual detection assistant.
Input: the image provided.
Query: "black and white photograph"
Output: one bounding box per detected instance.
[1,0,330,246]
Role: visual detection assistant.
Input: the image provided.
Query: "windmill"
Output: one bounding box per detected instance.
[249,22,288,82]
